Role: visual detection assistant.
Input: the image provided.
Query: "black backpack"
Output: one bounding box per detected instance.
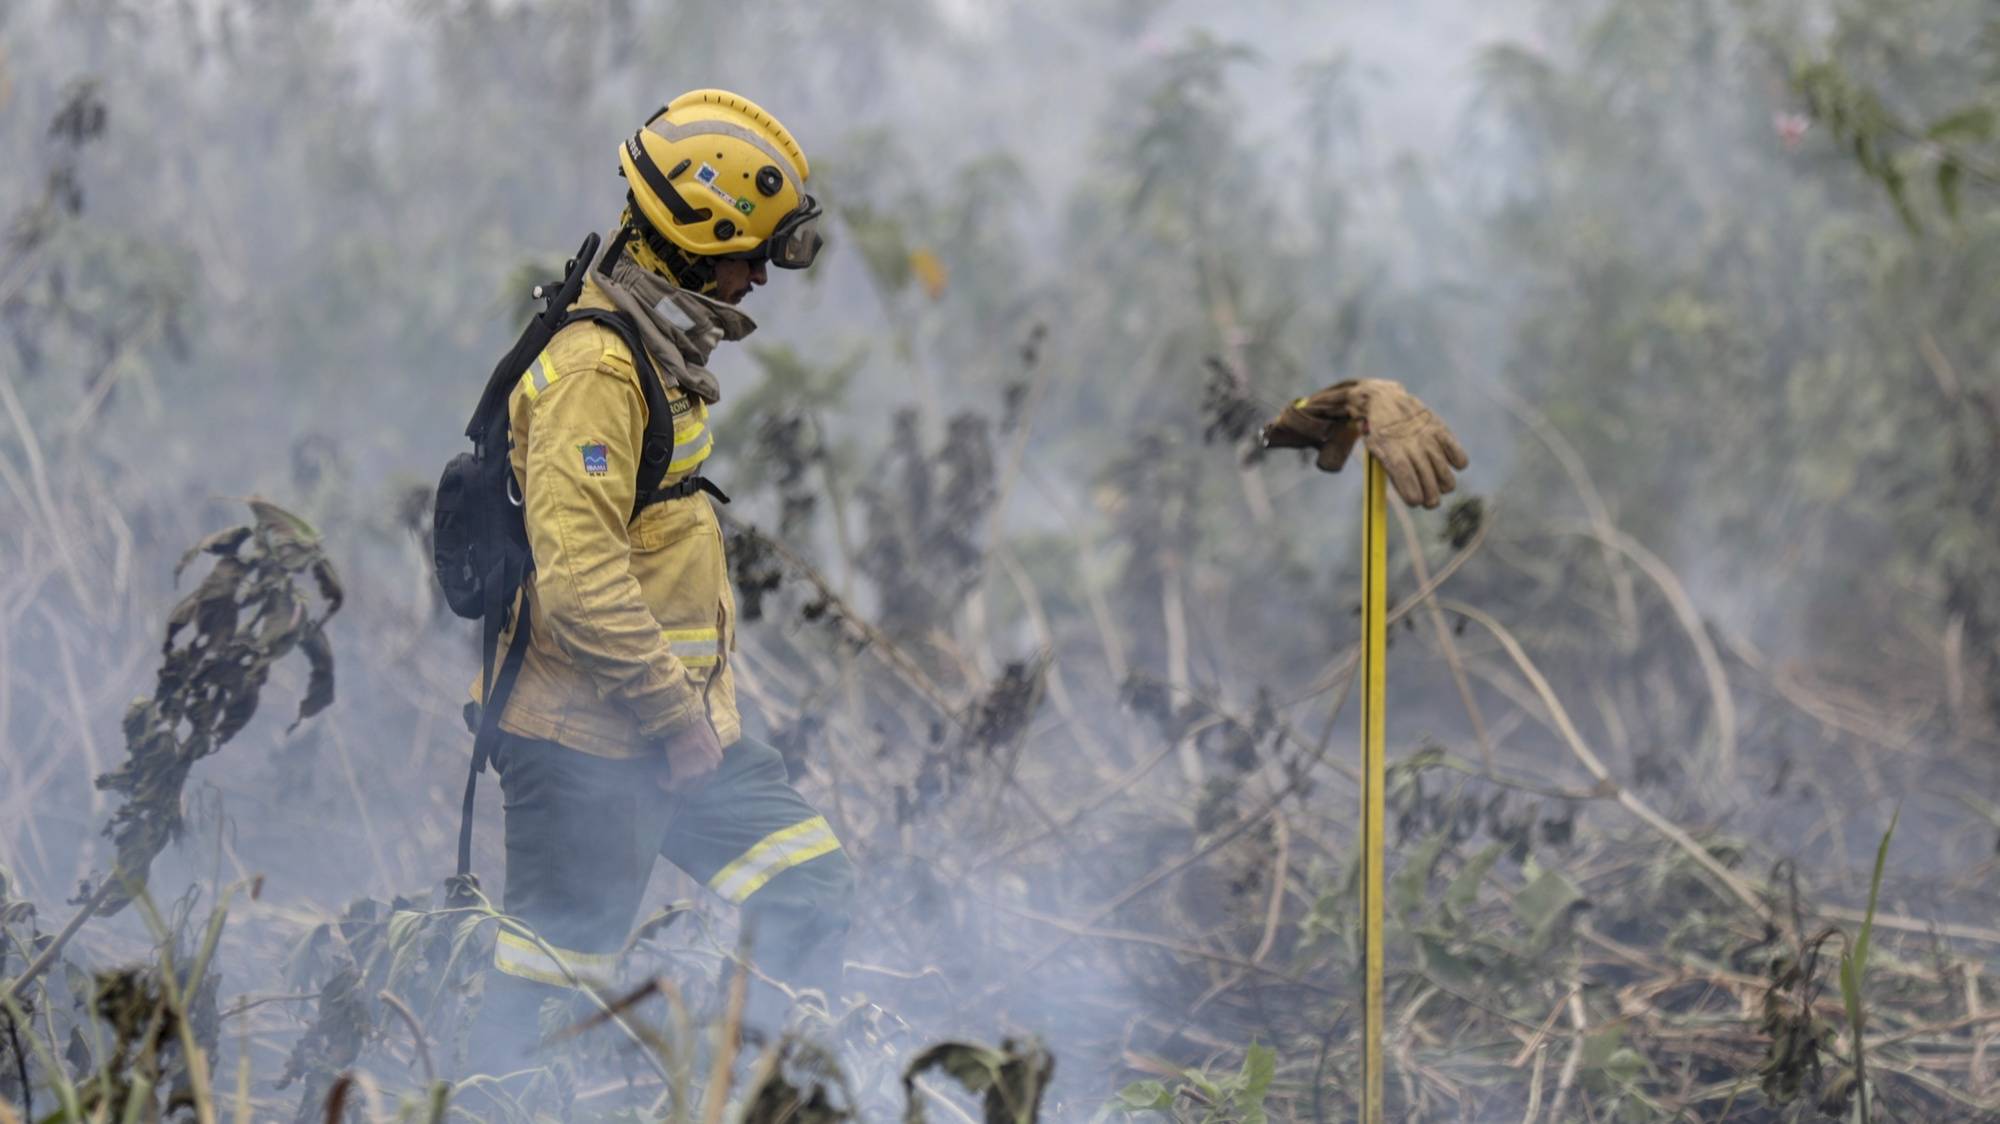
[431,229,707,882]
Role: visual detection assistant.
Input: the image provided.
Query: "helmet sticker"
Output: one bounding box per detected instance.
[693,162,743,211]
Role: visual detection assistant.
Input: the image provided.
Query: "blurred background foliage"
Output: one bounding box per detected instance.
[3,0,1998,1118]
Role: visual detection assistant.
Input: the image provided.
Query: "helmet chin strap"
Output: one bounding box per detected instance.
[615,202,719,295]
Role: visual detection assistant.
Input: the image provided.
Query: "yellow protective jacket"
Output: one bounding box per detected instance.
[479,271,748,758]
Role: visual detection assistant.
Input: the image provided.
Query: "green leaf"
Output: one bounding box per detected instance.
[1180,1068,1221,1101]
[1115,1081,1170,1110]
[1884,165,1922,234]
[1580,1026,1630,1072]
[1839,956,1860,1032]
[1444,843,1503,921]
[1598,1047,1647,1088]
[1414,928,1486,988]
[1925,105,1996,144]
[1513,866,1583,930]
[1239,1042,1275,1109]
[1938,159,1963,222]
[1845,805,1899,1035]
[1390,829,1450,919]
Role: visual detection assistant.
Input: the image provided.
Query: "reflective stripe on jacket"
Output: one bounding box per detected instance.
[478,275,738,758]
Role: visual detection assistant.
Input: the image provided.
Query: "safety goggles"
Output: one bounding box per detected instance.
[719,194,824,270]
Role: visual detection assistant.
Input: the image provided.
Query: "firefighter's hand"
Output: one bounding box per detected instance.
[1262,379,1469,508]
[655,719,723,792]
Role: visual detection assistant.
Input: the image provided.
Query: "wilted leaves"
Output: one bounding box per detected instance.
[902,1037,1053,1124]
[278,963,367,1122]
[94,498,344,915]
[1758,929,1841,1108]
[964,658,1048,757]
[1109,1043,1273,1124]
[1200,357,1268,453]
[742,1035,859,1124]
[858,408,996,640]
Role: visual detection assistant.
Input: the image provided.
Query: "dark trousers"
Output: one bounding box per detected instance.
[466,732,854,1071]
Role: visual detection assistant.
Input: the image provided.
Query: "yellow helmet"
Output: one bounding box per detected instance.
[618,89,823,269]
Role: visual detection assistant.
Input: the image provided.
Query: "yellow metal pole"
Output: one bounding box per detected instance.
[1360,454,1388,1124]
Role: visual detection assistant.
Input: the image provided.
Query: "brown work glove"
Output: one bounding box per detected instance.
[654,718,723,792]
[1261,379,1470,508]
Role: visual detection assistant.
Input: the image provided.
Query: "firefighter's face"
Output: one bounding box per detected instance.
[710,257,767,305]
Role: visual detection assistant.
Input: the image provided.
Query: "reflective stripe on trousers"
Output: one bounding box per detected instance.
[492,929,617,989]
[706,815,841,904]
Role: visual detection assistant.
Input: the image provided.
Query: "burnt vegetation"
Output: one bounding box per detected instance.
[3,0,1999,1121]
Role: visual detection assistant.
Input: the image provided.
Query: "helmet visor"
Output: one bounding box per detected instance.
[716,195,822,270]
[768,220,822,269]
[763,194,823,270]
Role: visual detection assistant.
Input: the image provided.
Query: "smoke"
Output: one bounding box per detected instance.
[4,0,1997,1117]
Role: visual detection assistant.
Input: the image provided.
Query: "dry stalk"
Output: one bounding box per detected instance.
[1817,905,2000,946]
[41,607,107,817]
[1973,964,1993,1095]
[1510,987,1579,1068]
[1943,612,1968,740]
[700,954,750,1124]
[0,366,96,615]
[1542,990,1588,1124]
[1290,505,1492,709]
[988,898,1328,990]
[377,990,435,1086]
[1560,522,1738,793]
[995,547,1119,773]
[1725,630,1915,751]
[1485,382,1641,650]
[1392,501,1495,772]
[1184,812,1293,1018]
[1160,542,1200,787]
[1521,1042,1549,1122]
[0,876,117,1007]
[1020,463,1131,683]
[1440,599,1770,921]
[806,410,860,599]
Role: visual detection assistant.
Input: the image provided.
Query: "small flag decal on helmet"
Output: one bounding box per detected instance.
[579,443,609,476]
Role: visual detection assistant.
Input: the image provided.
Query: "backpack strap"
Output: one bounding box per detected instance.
[457,552,531,882]
[557,306,688,518]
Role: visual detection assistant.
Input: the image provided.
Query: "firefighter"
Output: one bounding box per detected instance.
[465,90,852,1071]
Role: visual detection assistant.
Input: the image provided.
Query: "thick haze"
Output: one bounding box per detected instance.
[4,0,1995,1117]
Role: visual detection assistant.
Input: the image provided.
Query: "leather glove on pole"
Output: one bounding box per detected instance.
[1261,379,1471,508]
